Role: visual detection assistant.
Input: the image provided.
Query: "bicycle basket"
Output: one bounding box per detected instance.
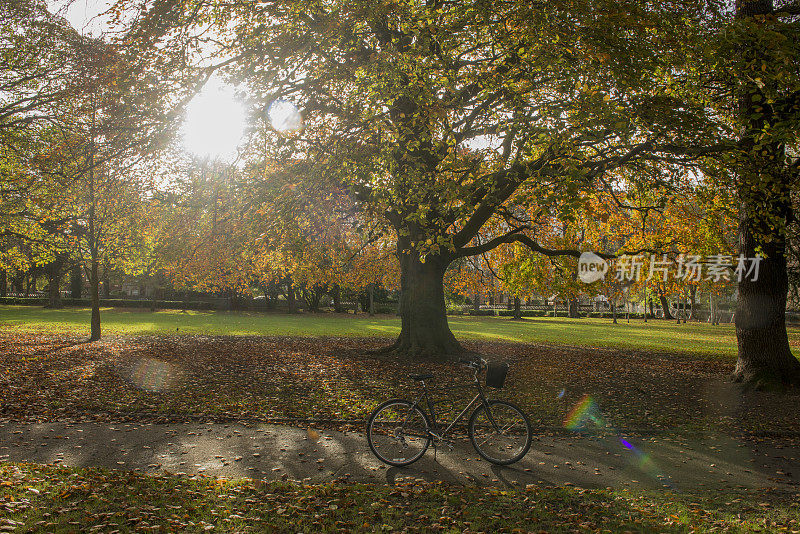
[485,361,509,389]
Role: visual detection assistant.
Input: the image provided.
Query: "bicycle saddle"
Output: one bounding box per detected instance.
[409,373,434,381]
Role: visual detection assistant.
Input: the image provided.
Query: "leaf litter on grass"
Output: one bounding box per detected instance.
[1,333,799,436]
[2,462,800,533]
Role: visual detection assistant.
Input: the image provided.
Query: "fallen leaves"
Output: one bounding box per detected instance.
[1,333,799,437]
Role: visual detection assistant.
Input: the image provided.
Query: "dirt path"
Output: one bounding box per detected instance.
[2,422,798,493]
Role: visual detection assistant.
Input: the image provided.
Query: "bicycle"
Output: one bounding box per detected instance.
[366,358,532,467]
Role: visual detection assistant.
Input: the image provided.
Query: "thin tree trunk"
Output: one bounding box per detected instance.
[286,276,296,314]
[709,295,715,325]
[47,258,63,309]
[331,284,342,313]
[150,276,158,312]
[70,263,82,299]
[88,108,100,341]
[368,283,375,316]
[12,273,22,294]
[648,297,654,319]
[0,269,7,298]
[90,255,100,340]
[659,294,674,320]
[101,267,111,299]
[611,301,617,324]
[25,274,33,297]
[473,290,480,314]
[268,282,279,310]
[643,288,648,323]
[513,296,522,320]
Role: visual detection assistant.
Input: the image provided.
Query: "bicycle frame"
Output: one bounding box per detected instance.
[408,368,499,441]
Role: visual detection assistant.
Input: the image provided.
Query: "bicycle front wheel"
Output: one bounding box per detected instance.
[469,400,532,465]
[367,399,431,467]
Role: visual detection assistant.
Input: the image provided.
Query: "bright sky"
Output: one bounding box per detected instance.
[52,0,112,37]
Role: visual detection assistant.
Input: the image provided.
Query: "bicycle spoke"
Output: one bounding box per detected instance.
[367,401,431,466]
[469,401,532,465]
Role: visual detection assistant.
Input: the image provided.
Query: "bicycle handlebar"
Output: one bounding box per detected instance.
[459,357,487,370]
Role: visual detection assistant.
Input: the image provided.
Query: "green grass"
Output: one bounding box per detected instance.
[2,304,800,357]
[2,462,798,533]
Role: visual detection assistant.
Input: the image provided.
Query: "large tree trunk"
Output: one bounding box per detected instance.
[731,0,800,387]
[733,219,800,385]
[388,252,462,358]
[568,298,579,318]
[513,296,522,320]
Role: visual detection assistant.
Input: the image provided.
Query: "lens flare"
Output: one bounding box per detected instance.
[267,100,303,133]
[564,394,606,431]
[128,358,181,392]
[564,394,671,488]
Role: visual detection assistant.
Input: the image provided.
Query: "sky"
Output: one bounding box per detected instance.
[50,0,113,37]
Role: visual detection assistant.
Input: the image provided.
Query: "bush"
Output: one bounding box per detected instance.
[0,297,47,306]
[373,304,397,314]
[0,297,222,310]
[497,310,550,317]
[467,309,496,316]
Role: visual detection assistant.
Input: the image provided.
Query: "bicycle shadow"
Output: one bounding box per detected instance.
[381,451,538,489]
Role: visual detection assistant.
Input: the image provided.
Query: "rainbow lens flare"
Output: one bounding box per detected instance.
[564,394,606,431]
[564,394,671,488]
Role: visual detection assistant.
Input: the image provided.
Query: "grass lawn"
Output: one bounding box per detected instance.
[2,462,798,533]
[3,304,800,357]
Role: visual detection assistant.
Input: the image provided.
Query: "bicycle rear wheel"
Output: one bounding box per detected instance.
[367,399,431,467]
[468,400,532,465]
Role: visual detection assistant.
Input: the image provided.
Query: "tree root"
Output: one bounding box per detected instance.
[731,358,800,392]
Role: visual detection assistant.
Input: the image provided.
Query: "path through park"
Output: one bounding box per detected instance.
[2,422,798,494]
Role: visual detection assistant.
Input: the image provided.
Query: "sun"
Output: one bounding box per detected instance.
[182,77,246,160]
